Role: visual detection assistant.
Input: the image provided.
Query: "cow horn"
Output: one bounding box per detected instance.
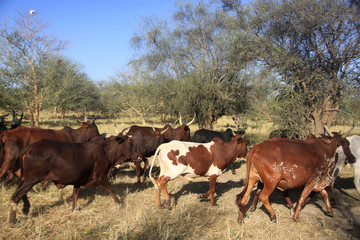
[186,113,196,126]
[179,113,183,125]
[161,127,169,134]
[122,127,130,136]
[114,122,120,134]
[324,125,334,137]
[343,120,355,137]
[171,118,179,127]
[89,111,99,124]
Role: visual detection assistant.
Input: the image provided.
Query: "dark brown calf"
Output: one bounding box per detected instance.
[9,136,128,224]
[0,118,99,183]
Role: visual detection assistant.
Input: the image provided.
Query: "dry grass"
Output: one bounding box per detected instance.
[0,114,360,239]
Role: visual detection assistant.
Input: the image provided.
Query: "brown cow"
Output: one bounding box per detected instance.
[9,135,130,224]
[0,117,100,183]
[149,134,247,207]
[119,120,194,183]
[236,133,355,223]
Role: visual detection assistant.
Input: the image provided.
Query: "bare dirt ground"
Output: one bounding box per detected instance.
[0,158,359,239]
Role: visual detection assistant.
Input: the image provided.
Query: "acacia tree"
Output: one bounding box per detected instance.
[129,1,249,128]
[0,12,67,127]
[44,55,100,119]
[226,0,360,135]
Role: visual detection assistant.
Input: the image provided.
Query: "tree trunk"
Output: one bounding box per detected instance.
[53,106,58,118]
[35,104,40,127]
[312,100,339,136]
[27,108,35,128]
[61,109,66,120]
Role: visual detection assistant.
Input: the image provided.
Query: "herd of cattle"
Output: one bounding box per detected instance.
[0,114,359,225]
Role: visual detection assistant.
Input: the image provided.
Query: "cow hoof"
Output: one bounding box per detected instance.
[22,207,29,215]
[291,216,299,222]
[270,215,277,223]
[199,194,209,199]
[249,206,256,212]
[9,213,17,225]
[325,210,334,218]
[211,203,219,207]
[237,217,244,224]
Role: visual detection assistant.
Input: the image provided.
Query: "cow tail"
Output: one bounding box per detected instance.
[148,145,162,190]
[236,148,254,201]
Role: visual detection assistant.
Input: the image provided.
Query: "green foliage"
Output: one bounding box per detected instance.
[43,55,100,114]
[228,0,360,135]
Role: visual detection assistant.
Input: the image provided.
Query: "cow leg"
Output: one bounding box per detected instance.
[282,190,294,209]
[200,175,218,206]
[258,183,277,222]
[99,178,121,204]
[292,185,313,222]
[325,185,336,208]
[320,188,334,217]
[156,176,171,207]
[135,158,142,183]
[353,162,360,194]
[250,183,294,212]
[249,182,263,212]
[21,194,31,215]
[0,143,18,182]
[9,180,36,224]
[236,176,259,223]
[3,170,14,184]
[141,157,148,182]
[71,187,81,211]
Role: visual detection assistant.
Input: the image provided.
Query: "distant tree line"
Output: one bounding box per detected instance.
[1,0,360,137]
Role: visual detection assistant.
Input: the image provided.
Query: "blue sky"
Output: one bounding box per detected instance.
[0,0,178,82]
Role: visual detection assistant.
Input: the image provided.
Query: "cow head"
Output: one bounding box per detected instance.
[163,124,191,142]
[164,115,195,142]
[75,116,100,142]
[233,134,247,159]
[324,125,356,164]
[104,135,133,166]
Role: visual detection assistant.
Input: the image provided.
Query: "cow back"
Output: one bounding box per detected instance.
[23,139,109,187]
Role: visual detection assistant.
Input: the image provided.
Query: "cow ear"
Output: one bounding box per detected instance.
[115,136,125,144]
[320,138,331,144]
[78,121,89,128]
[237,134,246,144]
[184,126,190,131]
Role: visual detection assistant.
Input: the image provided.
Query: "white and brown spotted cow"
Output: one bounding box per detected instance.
[149,134,247,207]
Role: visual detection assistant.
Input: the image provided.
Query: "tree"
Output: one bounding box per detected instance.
[129,1,250,128]
[44,55,100,119]
[226,0,360,135]
[0,11,67,127]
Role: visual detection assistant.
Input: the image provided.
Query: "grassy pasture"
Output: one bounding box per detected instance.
[0,113,359,239]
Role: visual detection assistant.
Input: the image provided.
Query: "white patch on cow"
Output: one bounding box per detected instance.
[156,140,215,180]
[347,135,360,194]
[205,164,223,177]
[313,146,346,190]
